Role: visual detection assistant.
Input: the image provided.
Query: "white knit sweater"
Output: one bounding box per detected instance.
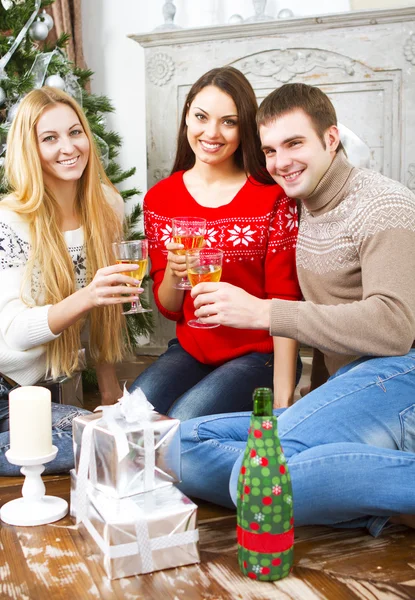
[0,186,123,385]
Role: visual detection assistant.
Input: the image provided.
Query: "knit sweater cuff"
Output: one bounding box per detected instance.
[269,299,299,339]
[27,304,61,347]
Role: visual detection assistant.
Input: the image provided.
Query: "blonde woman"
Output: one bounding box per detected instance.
[0,87,140,474]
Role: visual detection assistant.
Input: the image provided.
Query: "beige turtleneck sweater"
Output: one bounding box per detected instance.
[270,151,415,375]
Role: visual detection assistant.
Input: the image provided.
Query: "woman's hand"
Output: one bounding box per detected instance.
[84,263,143,309]
[165,242,187,280]
[191,282,271,330]
[48,263,143,335]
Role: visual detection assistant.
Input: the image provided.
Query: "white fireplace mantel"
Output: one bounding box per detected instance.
[130,7,415,48]
[130,6,415,354]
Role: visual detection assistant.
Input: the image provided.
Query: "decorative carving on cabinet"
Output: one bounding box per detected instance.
[147,52,175,86]
[231,48,356,84]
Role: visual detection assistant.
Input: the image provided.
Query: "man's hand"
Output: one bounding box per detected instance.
[191,282,271,330]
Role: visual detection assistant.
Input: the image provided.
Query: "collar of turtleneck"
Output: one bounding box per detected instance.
[302,151,355,216]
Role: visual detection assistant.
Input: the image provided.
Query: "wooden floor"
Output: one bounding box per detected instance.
[1,351,415,599]
[1,475,415,599]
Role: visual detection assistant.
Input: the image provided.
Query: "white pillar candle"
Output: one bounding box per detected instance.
[9,386,53,458]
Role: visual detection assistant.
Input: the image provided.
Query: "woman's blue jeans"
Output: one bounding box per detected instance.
[0,400,90,476]
[129,338,302,421]
[179,351,415,536]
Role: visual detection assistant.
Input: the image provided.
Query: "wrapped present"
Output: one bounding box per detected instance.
[71,470,199,579]
[73,386,181,498]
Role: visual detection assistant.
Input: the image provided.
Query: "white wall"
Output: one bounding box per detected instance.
[81,0,351,205]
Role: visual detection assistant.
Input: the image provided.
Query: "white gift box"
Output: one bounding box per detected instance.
[73,387,181,498]
[70,470,199,579]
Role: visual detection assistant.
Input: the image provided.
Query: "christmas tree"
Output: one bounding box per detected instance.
[0,0,152,383]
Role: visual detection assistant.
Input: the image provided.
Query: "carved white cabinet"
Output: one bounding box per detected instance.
[131,7,415,354]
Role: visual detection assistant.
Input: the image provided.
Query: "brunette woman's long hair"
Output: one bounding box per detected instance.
[171,66,275,185]
[2,87,126,379]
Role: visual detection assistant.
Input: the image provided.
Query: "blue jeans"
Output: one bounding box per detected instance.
[179,352,415,536]
[130,338,302,421]
[0,399,90,476]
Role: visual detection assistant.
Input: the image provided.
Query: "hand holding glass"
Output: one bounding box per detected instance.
[171,217,206,290]
[186,248,223,329]
[112,240,152,315]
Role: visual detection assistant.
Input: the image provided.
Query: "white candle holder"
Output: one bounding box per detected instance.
[0,446,68,526]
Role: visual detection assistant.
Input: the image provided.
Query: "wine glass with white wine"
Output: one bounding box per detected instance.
[112,240,152,315]
[171,216,206,290]
[186,247,223,329]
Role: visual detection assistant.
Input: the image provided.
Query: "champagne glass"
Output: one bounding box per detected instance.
[186,248,223,329]
[112,240,152,315]
[171,216,206,290]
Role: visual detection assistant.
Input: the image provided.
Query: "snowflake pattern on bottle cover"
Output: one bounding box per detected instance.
[237,413,294,581]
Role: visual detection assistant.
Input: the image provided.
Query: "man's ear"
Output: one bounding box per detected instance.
[326,125,340,154]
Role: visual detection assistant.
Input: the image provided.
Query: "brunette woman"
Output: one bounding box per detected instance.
[130,67,302,420]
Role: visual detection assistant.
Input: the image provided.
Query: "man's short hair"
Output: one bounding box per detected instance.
[257,83,343,153]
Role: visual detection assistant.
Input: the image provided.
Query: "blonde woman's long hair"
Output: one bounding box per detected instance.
[2,87,126,379]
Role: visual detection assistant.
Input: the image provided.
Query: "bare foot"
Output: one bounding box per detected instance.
[390,515,415,529]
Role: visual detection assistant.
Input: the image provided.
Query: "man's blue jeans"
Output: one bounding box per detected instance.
[179,352,415,536]
[129,338,302,421]
[0,400,90,476]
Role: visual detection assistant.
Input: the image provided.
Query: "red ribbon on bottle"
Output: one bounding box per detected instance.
[237,526,294,554]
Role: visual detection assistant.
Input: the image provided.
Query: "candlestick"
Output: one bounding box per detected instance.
[9,386,53,458]
[154,0,181,31]
[245,0,274,23]
[0,447,68,526]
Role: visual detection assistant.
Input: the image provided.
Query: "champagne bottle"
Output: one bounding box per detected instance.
[237,387,294,581]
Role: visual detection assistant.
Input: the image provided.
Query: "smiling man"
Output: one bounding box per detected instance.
[179,83,415,535]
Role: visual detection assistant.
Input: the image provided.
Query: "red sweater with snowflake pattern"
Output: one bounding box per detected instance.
[144,171,301,366]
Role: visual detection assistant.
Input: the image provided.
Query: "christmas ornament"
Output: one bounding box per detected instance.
[7,102,21,123]
[278,8,294,19]
[40,9,54,32]
[45,74,66,91]
[0,0,41,74]
[237,387,294,581]
[0,87,6,106]
[94,134,109,169]
[1,0,13,10]
[228,14,243,25]
[29,19,49,42]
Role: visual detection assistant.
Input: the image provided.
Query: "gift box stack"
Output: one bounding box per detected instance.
[70,387,199,580]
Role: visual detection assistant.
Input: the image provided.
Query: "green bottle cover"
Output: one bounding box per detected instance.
[237,408,294,581]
